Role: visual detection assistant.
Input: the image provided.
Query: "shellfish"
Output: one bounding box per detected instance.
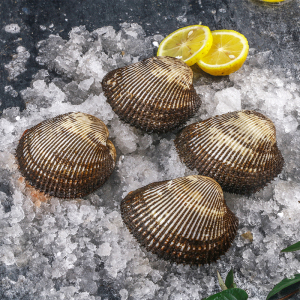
[174,110,284,195]
[121,175,238,265]
[102,56,201,132]
[16,112,116,198]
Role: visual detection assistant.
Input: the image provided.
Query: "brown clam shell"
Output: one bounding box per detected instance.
[174,110,284,195]
[102,56,201,132]
[16,112,116,198]
[121,175,238,265]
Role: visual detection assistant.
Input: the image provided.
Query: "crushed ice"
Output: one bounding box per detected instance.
[1,23,300,300]
[4,46,30,80]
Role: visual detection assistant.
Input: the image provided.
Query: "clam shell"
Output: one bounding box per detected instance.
[174,110,284,195]
[102,56,201,132]
[121,175,238,265]
[16,112,116,198]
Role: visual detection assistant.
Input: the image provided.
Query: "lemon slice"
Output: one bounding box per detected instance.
[197,30,249,76]
[260,0,285,2]
[157,25,213,66]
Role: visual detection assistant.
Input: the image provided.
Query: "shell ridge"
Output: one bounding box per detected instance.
[118,64,156,110]
[102,56,201,132]
[179,179,213,239]
[34,127,83,194]
[121,175,238,265]
[194,184,222,241]
[134,180,200,255]
[162,183,200,239]
[16,112,115,198]
[175,110,284,194]
[110,62,157,111]
[121,75,166,124]
[145,182,190,239]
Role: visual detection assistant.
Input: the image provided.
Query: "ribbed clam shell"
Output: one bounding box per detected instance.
[102,56,201,132]
[174,110,284,195]
[16,112,116,198]
[121,175,238,265]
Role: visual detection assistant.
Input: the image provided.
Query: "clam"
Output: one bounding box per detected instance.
[16,112,116,198]
[102,56,201,132]
[121,175,238,265]
[174,110,284,195]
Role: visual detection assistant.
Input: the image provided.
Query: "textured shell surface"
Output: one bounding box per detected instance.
[102,56,201,132]
[174,110,284,195]
[121,175,238,265]
[16,112,116,199]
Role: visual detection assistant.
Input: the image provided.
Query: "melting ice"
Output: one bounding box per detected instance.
[0,23,300,300]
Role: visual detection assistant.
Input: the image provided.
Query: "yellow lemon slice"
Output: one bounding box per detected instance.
[254,0,291,4]
[197,30,249,76]
[260,0,285,2]
[157,25,213,66]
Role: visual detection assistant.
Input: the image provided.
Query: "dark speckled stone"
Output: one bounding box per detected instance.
[0,0,300,116]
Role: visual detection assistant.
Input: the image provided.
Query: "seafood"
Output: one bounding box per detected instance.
[174,110,284,195]
[102,56,201,132]
[16,112,116,198]
[121,175,238,265]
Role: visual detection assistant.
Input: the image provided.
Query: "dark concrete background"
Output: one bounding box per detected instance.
[1,0,300,116]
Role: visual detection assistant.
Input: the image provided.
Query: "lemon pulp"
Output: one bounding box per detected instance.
[157,25,213,66]
[198,30,249,76]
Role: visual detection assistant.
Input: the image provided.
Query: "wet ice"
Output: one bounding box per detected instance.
[4,46,30,80]
[0,22,300,300]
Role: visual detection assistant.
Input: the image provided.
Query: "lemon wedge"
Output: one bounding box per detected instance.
[197,30,249,76]
[157,25,213,66]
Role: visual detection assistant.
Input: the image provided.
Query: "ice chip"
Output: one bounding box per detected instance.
[215,87,241,115]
